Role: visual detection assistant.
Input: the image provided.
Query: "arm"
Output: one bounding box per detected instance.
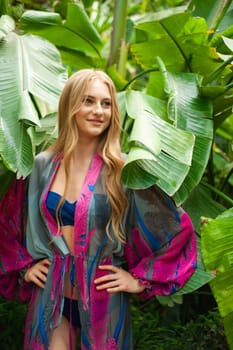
[0,178,34,300]
[94,186,196,297]
[124,186,197,298]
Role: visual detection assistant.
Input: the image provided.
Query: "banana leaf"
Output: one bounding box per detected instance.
[0,14,14,39]
[163,71,213,204]
[131,12,221,78]
[19,3,104,69]
[0,15,67,178]
[201,207,233,349]
[121,89,195,197]
[120,67,213,205]
[183,183,226,232]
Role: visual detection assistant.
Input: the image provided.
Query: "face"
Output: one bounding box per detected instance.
[75,79,112,142]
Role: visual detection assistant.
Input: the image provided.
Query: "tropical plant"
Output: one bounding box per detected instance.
[2,0,231,203]
[202,208,233,349]
[0,0,233,347]
[0,3,67,195]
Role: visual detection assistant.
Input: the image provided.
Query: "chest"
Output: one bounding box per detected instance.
[50,162,89,202]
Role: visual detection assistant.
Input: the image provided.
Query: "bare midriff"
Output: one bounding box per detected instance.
[62,225,78,300]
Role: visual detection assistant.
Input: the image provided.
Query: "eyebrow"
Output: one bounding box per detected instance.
[83,94,111,100]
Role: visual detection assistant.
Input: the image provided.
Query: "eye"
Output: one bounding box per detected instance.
[102,100,112,108]
[83,96,93,105]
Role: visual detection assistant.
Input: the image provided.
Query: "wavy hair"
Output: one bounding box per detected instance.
[50,69,127,242]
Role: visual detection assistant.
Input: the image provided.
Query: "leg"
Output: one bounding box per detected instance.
[49,315,79,350]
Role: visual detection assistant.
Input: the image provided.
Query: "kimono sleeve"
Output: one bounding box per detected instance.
[0,178,33,301]
[124,186,197,299]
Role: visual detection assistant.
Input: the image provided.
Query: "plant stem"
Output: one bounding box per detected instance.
[108,0,128,71]
[208,0,232,37]
[203,56,233,85]
[201,181,233,206]
[121,68,159,90]
[220,166,233,193]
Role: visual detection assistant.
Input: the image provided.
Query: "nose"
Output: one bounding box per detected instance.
[94,102,103,114]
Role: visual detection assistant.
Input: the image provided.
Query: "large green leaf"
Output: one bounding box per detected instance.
[121,66,213,205]
[18,90,41,127]
[183,183,226,233]
[134,7,233,129]
[161,71,213,204]
[59,48,103,70]
[217,114,233,141]
[189,0,233,52]
[131,12,191,71]
[0,14,14,40]
[0,110,35,177]
[188,0,233,33]
[0,16,67,177]
[131,12,221,78]
[0,164,15,199]
[20,3,104,69]
[20,4,102,48]
[201,208,233,349]
[64,3,102,48]
[121,90,195,197]
[209,37,233,128]
[34,112,58,151]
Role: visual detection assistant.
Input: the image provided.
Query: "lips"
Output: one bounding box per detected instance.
[87,119,103,125]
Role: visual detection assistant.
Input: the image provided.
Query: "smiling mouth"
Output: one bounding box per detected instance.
[88,119,103,124]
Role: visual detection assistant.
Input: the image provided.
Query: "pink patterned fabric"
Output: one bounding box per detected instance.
[0,179,33,301]
[126,211,196,297]
[0,151,197,349]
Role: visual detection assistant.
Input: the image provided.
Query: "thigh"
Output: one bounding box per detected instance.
[49,316,79,350]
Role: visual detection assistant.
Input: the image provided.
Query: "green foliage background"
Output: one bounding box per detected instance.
[0,0,233,349]
[0,295,228,350]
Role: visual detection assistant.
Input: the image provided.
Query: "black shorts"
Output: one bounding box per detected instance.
[62,297,81,328]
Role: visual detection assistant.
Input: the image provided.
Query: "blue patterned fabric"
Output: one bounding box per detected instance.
[46,191,77,226]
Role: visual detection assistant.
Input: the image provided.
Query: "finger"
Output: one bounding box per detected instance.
[106,286,121,293]
[36,271,48,283]
[26,266,48,285]
[95,280,119,290]
[98,265,119,272]
[39,265,50,275]
[94,273,117,284]
[32,276,46,289]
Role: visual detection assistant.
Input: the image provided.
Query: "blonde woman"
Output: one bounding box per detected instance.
[0,69,197,350]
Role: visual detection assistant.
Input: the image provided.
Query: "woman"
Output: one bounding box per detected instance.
[0,69,197,350]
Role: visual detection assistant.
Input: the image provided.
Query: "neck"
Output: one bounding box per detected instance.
[72,138,100,164]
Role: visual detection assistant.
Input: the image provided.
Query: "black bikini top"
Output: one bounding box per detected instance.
[46,191,77,226]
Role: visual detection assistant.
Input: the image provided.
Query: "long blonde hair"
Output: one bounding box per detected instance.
[50,69,128,242]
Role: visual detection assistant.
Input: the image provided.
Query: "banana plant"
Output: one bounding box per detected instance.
[19,2,104,69]
[201,208,233,350]
[0,4,231,200]
[1,0,212,205]
[120,65,213,206]
[0,13,67,184]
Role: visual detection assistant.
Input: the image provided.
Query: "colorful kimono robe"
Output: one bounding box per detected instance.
[0,151,197,350]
